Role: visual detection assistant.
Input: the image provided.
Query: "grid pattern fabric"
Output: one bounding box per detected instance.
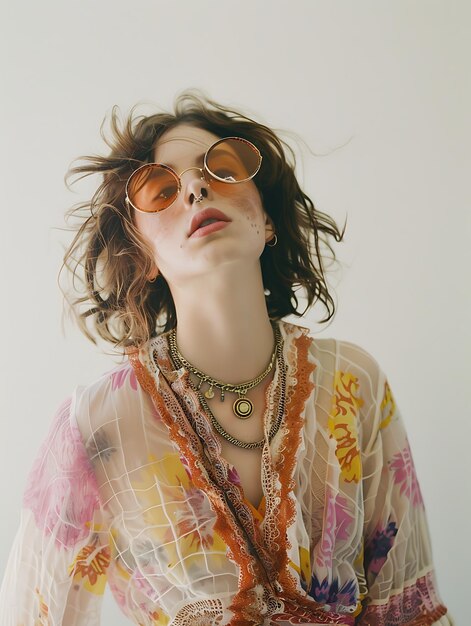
[0,320,453,625]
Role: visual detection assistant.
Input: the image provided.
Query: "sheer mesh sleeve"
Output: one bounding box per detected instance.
[0,391,110,625]
[348,344,454,626]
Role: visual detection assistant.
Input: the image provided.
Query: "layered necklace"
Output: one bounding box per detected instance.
[167,321,287,449]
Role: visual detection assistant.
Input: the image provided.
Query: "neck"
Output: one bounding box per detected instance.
[168,260,276,384]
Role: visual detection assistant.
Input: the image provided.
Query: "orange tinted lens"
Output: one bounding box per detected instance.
[205,138,260,183]
[128,164,179,212]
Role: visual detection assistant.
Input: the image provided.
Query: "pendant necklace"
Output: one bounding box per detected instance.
[166,321,287,449]
[168,321,283,419]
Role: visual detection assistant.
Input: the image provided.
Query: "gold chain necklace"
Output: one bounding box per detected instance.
[167,323,287,449]
[168,321,281,419]
[194,349,287,449]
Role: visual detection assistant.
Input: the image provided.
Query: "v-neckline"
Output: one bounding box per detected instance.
[228,461,266,519]
[128,319,316,577]
[243,494,266,522]
[161,321,283,524]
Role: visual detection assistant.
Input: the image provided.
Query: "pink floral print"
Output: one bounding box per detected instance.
[389,439,425,507]
[314,486,354,570]
[111,364,138,391]
[23,396,101,548]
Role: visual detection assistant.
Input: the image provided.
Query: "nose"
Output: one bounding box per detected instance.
[180,167,211,205]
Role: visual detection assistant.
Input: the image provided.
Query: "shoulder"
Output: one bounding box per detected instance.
[280,320,386,404]
[303,326,382,378]
[71,359,148,440]
[309,336,394,445]
[304,331,389,426]
[280,320,384,383]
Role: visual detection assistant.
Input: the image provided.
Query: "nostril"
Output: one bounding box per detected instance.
[190,187,208,204]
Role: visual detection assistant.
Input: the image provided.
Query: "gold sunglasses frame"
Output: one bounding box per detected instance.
[124,136,262,214]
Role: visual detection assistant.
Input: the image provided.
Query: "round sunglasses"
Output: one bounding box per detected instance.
[125,136,262,214]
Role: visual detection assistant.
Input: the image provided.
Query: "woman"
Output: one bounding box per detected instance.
[0,92,453,625]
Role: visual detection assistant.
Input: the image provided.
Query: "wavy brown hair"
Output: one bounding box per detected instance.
[60,91,346,351]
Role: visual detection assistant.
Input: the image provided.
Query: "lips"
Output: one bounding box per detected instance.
[189,208,231,236]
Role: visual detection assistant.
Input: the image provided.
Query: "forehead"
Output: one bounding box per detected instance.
[153,124,221,163]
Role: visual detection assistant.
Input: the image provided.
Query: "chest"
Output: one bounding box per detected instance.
[200,387,269,510]
[219,443,264,509]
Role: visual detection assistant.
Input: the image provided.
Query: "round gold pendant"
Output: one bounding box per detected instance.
[233,397,254,419]
[204,387,215,399]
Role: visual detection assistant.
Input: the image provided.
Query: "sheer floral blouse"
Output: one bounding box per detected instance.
[0,320,453,625]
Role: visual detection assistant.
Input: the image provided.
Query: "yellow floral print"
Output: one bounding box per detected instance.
[68,541,110,595]
[328,371,363,483]
[130,453,227,579]
[379,380,396,429]
[298,545,312,587]
[34,587,50,625]
[147,609,171,626]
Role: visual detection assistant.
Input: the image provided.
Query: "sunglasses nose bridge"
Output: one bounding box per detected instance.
[179,166,211,203]
[179,166,205,181]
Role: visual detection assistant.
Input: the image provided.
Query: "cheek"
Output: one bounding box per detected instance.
[233,187,266,235]
[134,212,171,246]
[218,181,263,217]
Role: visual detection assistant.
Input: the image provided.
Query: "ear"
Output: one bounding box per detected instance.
[264,212,275,244]
[147,265,159,282]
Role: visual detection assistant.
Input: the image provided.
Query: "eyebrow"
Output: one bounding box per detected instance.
[162,151,206,172]
[164,147,241,173]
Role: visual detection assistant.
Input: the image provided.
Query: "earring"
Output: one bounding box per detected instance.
[266,234,277,247]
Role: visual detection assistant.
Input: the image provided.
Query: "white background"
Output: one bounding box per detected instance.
[0,1,468,623]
